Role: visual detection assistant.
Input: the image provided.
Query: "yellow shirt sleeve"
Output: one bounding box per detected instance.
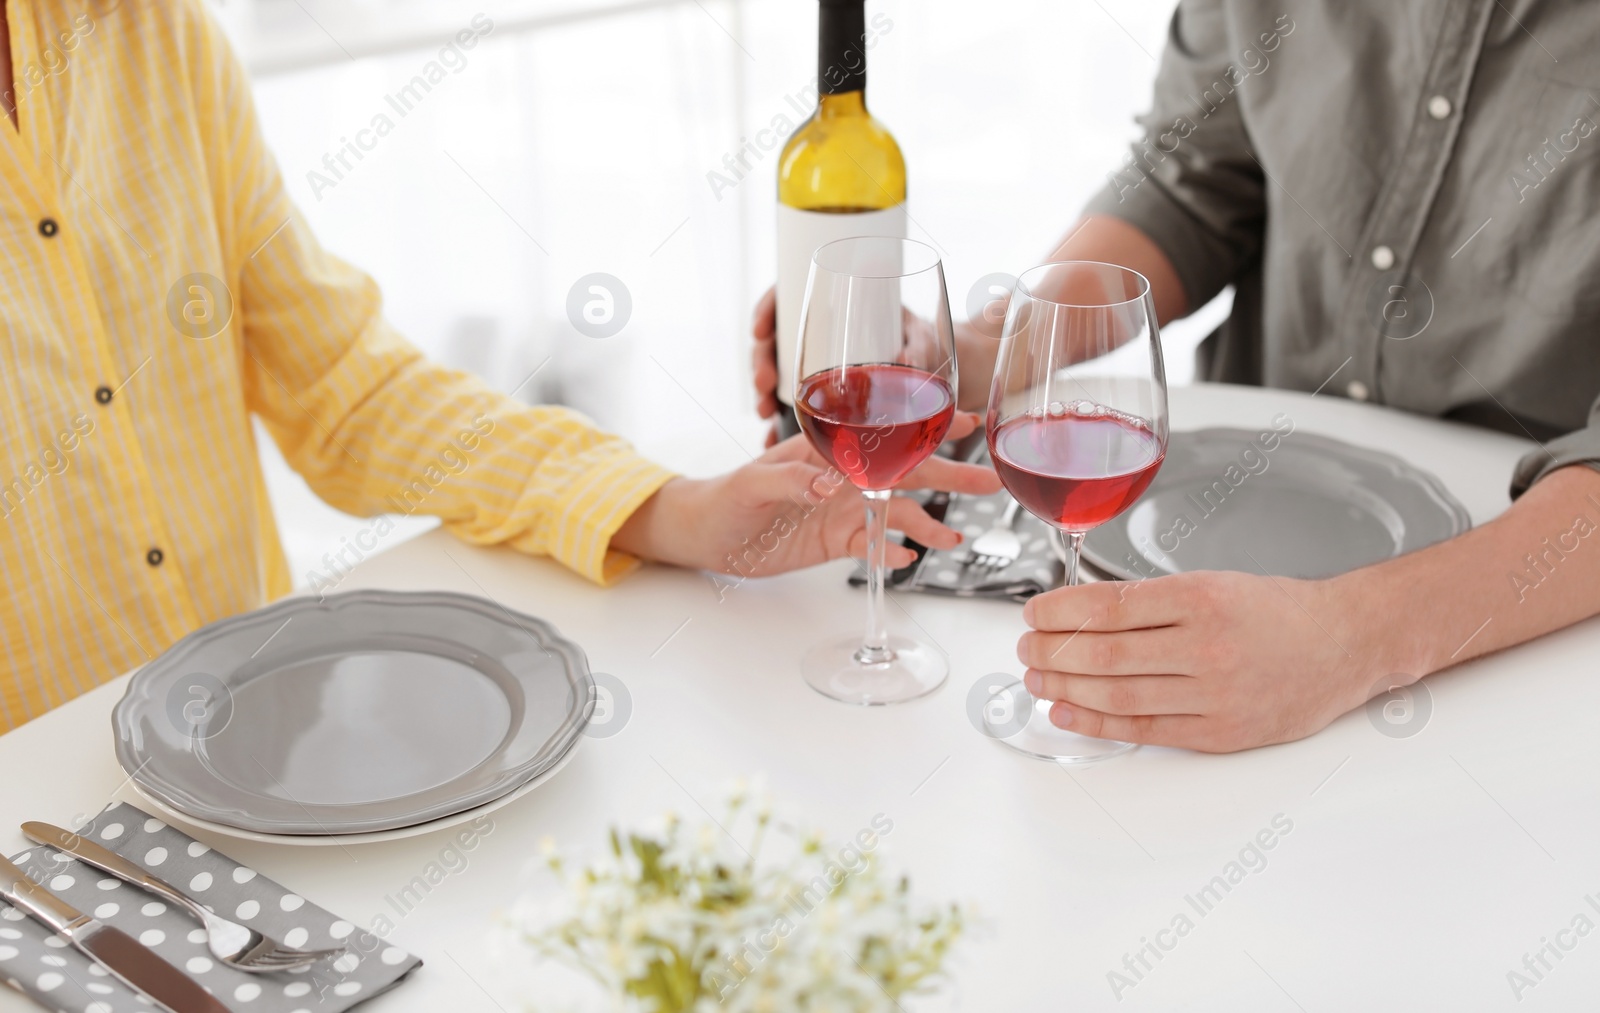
[200,12,674,585]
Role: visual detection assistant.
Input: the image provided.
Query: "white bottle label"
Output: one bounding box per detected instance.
[775,203,907,405]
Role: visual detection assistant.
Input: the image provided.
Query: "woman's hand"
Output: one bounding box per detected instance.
[613,413,1001,576]
[1017,570,1381,752]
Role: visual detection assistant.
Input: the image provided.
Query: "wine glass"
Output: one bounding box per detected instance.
[793,236,958,705]
[982,261,1168,761]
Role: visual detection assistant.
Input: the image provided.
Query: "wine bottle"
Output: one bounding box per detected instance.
[775,0,905,437]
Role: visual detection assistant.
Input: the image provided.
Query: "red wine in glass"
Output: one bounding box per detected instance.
[982,261,1167,763]
[792,237,958,706]
[796,363,955,490]
[989,406,1164,531]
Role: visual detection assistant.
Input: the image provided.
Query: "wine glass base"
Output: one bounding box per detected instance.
[984,685,1138,764]
[802,634,947,706]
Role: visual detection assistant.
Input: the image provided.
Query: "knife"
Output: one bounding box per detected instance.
[0,854,230,1013]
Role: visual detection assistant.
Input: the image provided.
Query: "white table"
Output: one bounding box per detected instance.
[3,383,1596,1011]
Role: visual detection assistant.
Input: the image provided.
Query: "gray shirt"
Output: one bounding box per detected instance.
[1084,0,1600,497]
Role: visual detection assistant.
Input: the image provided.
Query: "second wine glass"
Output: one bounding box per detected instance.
[984,261,1169,762]
[794,236,957,706]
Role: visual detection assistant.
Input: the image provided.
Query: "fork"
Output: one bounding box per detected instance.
[23,822,344,973]
[964,497,1024,571]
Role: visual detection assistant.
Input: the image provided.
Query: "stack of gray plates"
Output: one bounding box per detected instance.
[112,590,593,845]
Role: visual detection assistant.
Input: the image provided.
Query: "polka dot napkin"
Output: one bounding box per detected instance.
[1,802,420,1012]
[851,487,1071,602]
[909,490,1068,600]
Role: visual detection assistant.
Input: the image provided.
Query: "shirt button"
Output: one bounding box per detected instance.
[1427,95,1452,120]
[94,385,113,404]
[37,217,58,238]
[1370,245,1395,270]
[1347,380,1370,402]
[146,547,164,567]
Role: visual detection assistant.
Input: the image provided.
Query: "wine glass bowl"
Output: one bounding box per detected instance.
[793,237,958,706]
[796,363,955,490]
[983,262,1169,761]
[989,400,1164,532]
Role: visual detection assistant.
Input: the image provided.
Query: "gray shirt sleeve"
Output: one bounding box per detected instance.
[1079,0,1600,502]
[1082,0,1277,311]
[1510,397,1600,498]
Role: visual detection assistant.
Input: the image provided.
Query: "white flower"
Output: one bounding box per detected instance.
[694,825,718,855]
[507,783,966,1013]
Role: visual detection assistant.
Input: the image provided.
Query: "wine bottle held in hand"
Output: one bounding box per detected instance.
[984,262,1169,762]
[795,237,956,705]
[775,0,905,439]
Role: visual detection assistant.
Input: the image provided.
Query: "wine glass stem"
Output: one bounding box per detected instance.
[1062,530,1087,587]
[857,489,894,665]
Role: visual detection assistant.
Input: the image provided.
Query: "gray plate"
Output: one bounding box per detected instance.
[113,589,594,835]
[1082,428,1470,580]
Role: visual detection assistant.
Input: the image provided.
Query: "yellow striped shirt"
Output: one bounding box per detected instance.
[0,0,674,731]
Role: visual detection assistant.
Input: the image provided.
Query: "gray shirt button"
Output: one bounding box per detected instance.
[1427,95,1453,120]
[1371,245,1395,270]
[1347,380,1370,401]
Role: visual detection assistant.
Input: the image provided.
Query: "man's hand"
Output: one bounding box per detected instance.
[1017,570,1377,752]
[751,283,1004,428]
[750,287,781,446]
[613,412,1002,576]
